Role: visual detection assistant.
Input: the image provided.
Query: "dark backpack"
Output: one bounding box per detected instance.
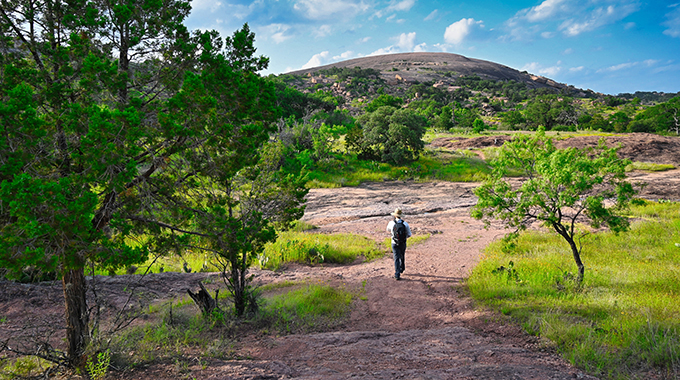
[393,220,407,245]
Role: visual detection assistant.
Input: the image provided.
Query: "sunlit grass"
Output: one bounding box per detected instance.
[468,201,680,379]
[260,231,383,270]
[626,161,675,172]
[305,149,491,188]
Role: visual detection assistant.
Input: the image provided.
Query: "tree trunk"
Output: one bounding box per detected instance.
[187,282,219,315]
[62,267,89,368]
[567,238,585,284]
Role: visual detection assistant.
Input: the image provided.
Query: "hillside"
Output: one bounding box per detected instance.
[287,52,580,93]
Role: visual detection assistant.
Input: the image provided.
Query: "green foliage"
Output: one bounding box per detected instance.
[472,118,489,134]
[524,95,578,130]
[86,350,110,380]
[629,97,680,135]
[499,110,526,130]
[472,130,638,283]
[364,94,404,113]
[0,356,54,380]
[626,162,675,172]
[304,148,491,188]
[261,231,382,269]
[348,106,426,165]
[468,201,680,379]
[265,283,353,332]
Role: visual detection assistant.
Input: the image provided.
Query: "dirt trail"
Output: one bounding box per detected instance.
[2,159,677,379]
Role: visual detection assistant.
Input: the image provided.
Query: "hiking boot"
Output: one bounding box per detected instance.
[395,276,401,281]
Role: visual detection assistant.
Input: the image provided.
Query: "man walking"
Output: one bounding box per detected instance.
[386,208,412,280]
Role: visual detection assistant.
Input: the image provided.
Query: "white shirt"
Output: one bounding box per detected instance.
[386,218,412,239]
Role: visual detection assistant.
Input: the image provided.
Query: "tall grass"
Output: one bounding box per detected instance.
[305,150,491,188]
[468,201,680,379]
[260,231,383,270]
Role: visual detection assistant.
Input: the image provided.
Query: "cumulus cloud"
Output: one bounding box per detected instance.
[301,51,331,69]
[444,18,484,45]
[369,32,424,55]
[397,32,417,50]
[663,3,680,38]
[333,51,358,60]
[294,0,369,21]
[569,66,584,72]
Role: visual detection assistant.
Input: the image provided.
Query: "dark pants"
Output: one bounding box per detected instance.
[392,242,406,278]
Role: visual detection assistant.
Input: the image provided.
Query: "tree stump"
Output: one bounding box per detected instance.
[187,282,219,315]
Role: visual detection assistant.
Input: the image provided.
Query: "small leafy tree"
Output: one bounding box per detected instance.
[347,106,426,165]
[471,131,638,284]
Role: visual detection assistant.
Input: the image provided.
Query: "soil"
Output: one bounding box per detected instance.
[1,134,679,379]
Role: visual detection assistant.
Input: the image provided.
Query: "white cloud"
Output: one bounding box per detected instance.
[191,0,224,12]
[301,51,330,69]
[559,4,639,37]
[315,25,332,37]
[522,62,562,77]
[294,0,369,21]
[524,0,567,22]
[414,43,428,52]
[624,22,636,29]
[397,32,417,50]
[424,9,439,21]
[260,24,293,44]
[333,51,358,60]
[369,32,423,55]
[644,59,659,66]
[597,62,638,72]
[359,36,372,43]
[375,0,416,18]
[563,48,574,54]
[663,4,680,37]
[541,31,555,38]
[570,66,584,72]
[504,0,640,40]
[444,18,484,45]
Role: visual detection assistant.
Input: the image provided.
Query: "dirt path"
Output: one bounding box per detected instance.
[3,169,676,379]
[193,181,598,379]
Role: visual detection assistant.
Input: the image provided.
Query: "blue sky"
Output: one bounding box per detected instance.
[185,0,680,95]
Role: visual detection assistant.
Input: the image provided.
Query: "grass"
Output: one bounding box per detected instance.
[108,281,354,367]
[467,201,680,379]
[626,161,676,172]
[305,149,491,188]
[260,230,383,270]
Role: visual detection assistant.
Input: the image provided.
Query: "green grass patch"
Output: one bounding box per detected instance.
[468,201,680,379]
[0,356,55,380]
[626,161,675,172]
[305,150,491,188]
[264,282,354,332]
[260,231,383,270]
[110,281,354,367]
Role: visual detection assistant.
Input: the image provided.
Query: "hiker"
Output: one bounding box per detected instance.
[386,208,412,280]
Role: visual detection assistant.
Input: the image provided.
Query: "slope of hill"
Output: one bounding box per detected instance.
[288,52,577,93]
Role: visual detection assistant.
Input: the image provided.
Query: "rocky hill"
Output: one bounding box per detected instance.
[288,52,579,93]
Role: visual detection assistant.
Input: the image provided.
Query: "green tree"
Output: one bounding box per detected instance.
[471,131,638,284]
[499,110,526,130]
[348,106,426,165]
[524,95,577,130]
[364,94,404,113]
[1,1,293,366]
